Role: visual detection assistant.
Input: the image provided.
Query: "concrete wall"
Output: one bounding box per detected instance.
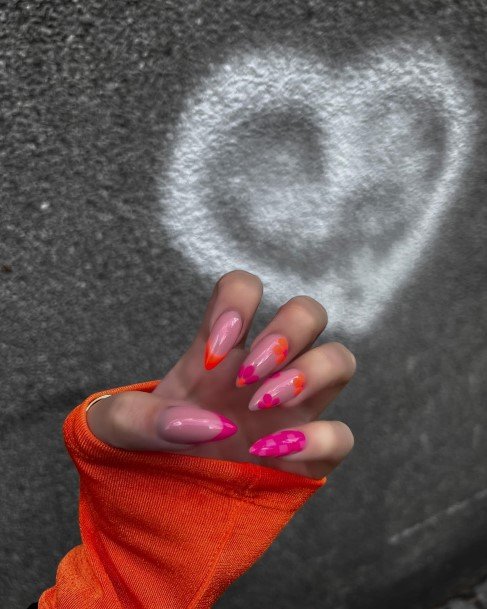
[1,1,486,607]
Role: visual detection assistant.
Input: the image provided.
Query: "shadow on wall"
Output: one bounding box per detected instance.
[159,41,476,337]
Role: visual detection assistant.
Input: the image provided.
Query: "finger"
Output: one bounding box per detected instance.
[249,420,354,474]
[248,342,356,412]
[86,391,238,452]
[198,270,263,370]
[236,295,328,387]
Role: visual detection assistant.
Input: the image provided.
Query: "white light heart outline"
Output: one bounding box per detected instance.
[158,43,476,336]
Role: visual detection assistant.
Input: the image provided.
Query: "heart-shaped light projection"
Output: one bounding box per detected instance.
[159,42,475,336]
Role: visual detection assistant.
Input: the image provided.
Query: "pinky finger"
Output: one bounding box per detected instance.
[249,420,354,471]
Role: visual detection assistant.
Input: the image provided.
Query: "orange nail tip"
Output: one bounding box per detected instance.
[235,377,246,387]
[204,345,225,370]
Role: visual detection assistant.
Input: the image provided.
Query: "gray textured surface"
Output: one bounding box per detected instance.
[434,576,487,609]
[1,1,486,608]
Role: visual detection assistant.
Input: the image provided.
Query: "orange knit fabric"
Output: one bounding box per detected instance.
[38,380,326,609]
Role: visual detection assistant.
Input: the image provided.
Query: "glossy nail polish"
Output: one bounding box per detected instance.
[205,310,242,370]
[249,430,306,457]
[159,405,238,444]
[248,368,306,411]
[236,333,289,387]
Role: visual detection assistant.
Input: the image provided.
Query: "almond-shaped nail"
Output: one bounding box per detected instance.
[205,310,242,370]
[249,430,306,457]
[236,333,289,387]
[158,405,238,444]
[248,368,306,411]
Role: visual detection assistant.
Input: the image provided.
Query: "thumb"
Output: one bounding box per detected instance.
[86,391,238,452]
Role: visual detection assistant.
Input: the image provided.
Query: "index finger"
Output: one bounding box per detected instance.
[198,270,263,370]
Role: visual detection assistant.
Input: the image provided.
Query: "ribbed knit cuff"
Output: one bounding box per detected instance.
[39,380,326,609]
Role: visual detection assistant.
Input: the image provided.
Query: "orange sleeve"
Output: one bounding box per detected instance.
[38,380,326,609]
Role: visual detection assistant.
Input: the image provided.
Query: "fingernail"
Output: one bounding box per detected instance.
[236,333,289,387]
[248,368,306,411]
[249,430,306,457]
[205,310,242,370]
[159,405,238,444]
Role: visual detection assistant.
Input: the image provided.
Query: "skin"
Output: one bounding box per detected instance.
[87,270,356,480]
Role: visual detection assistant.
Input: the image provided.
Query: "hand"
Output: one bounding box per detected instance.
[87,270,356,479]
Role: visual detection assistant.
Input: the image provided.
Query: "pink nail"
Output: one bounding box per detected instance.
[248,368,306,411]
[249,430,306,457]
[159,404,238,444]
[236,333,289,387]
[205,310,242,370]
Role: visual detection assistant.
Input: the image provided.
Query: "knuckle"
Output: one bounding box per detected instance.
[331,421,355,454]
[285,295,328,327]
[217,269,263,296]
[108,392,136,430]
[335,421,355,451]
[315,420,355,461]
[323,342,357,382]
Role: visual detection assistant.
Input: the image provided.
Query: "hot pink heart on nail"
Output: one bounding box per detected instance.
[248,368,306,411]
[236,334,289,387]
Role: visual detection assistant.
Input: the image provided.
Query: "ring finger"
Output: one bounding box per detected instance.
[247,341,356,415]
